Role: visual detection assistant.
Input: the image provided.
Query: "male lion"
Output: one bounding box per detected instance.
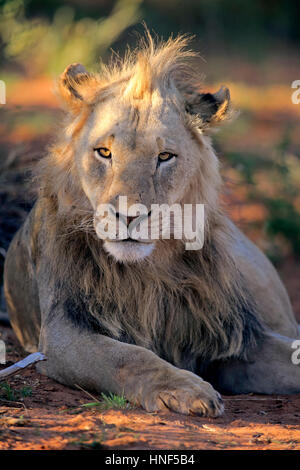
[4,35,300,417]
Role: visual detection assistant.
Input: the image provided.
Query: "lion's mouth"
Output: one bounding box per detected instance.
[107,237,152,244]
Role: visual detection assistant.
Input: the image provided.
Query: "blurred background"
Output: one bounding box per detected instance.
[0,0,299,319]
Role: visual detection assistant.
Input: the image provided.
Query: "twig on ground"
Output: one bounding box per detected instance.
[0,398,28,411]
[74,383,101,403]
[0,352,46,381]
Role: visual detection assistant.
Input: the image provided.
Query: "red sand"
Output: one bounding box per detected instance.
[0,318,299,450]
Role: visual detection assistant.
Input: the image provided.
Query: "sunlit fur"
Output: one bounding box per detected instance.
[103,240,155,262]
[35,33,263,370]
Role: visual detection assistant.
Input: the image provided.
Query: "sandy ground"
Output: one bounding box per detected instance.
[0,321,299,451]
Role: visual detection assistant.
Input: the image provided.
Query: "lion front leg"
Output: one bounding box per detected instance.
[37,314,224,417]
[212,330,300,394]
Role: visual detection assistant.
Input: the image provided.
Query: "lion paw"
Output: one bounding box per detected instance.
[141,369,224,417]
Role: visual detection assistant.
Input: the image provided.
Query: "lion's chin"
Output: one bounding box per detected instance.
[103,240,155,263]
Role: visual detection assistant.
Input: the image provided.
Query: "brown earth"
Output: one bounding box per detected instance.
[0,315,299,451]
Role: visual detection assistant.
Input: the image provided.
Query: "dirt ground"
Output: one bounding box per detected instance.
[0,316,300,451]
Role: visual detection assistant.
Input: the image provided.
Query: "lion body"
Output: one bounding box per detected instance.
[4,34,300,414]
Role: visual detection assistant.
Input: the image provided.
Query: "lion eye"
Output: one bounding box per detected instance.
[158,152,177,163]
[94,147,112,159]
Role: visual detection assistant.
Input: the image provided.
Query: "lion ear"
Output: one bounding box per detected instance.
[57,63,102,114]
[185,86,231,127]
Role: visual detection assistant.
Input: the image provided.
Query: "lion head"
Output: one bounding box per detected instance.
[43,33,231,263]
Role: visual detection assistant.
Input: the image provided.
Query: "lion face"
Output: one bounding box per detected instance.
[56,36,231,263]
[75,94,205,262]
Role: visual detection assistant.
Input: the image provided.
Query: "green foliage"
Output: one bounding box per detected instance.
[82,392,130,410]
[20,385,33,397]
[101,392,129,409]
[0,382,16,400]
[0,0,142,76]
[0,381,33,400]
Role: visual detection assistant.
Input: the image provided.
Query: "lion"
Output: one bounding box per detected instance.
[4,34,300,417]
